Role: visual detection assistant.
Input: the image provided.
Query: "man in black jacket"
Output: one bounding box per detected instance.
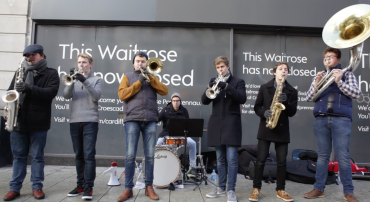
[201,56,246,202]
[3,44,60,201]
[156,92,197,176]
[249,62,298,202]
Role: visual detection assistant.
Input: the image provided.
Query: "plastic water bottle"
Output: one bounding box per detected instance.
[337,171,341,184]
[138,163,142,173]
[136,163,143,181]
[210,169,218,186]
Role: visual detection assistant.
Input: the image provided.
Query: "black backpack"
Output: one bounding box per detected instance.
[286,160,337,185]
[248,160,277,180]
[237,147,256,177]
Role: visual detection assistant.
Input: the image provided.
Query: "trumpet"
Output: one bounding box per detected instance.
[62,69,84,86]
[206,73,227,99]
[139,57,163,82]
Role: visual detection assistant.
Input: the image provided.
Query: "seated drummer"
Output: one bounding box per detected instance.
[157,92,197,176]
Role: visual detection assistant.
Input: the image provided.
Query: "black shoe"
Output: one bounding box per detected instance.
[67,186,84,197]
[82,187,93,200]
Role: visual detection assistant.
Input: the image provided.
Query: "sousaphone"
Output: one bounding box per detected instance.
[312,4,370,101]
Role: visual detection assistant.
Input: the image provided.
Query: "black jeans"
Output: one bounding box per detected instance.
[253,139,288,191]
[70,122,98,188]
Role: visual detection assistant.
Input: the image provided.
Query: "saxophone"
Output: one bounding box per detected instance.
[266,77,286,129]
[2,57,25,132]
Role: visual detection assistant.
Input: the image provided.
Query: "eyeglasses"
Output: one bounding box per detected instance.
[324,55,337,59]
[172,100,181,103]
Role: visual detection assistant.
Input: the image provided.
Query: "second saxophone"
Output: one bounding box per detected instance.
[266,76,286,129]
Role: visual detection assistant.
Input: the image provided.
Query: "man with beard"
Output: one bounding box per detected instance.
[3,44,60,201]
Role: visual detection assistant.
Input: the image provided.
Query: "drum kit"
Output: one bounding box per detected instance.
[141,136,188,188]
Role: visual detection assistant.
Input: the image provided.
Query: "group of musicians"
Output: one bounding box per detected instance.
[2,44,360,202]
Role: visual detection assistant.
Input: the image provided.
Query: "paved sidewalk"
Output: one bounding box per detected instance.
[0,165,369,202]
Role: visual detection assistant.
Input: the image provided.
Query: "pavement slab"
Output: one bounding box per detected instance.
[0,165,369,202]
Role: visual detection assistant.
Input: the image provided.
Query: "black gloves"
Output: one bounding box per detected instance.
[140,67,150,76]
[74,73,86,82]
[208,78,216,87]
[70,68,76,75]
[264,110,273,119]
[138,74,147,83]
[217,82,227,90]
[278,93,287,102]
[15,82,31,93]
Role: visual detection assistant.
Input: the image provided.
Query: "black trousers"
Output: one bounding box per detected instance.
[253,139,288,191]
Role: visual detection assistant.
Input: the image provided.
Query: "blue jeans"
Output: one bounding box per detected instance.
[9,130,47,192]
[157,137,197,168]
[215,145,238,192]
[124,121,157,189]
[313,116,354,195]
[70,122,98,188]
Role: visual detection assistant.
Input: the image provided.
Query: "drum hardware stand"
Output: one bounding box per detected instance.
[167,118,204,189]
[190,136,217,191]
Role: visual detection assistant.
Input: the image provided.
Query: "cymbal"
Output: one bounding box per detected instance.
[322,4,370,48]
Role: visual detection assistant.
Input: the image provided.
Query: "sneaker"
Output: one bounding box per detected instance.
[249,188,260,201]
[206,187,226,198]
[187,168,197,178]
[82,187,93,200]
[67,186,83,197]
[227,190,237,202]
[277,190,293,202]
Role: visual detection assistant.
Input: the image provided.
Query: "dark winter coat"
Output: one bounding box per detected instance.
[158,102,189,138]
[201,75,246,147]
[8,67,60,132]
[254,78,298,143]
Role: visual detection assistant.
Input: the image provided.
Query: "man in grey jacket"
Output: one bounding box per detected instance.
[63,54,103,200]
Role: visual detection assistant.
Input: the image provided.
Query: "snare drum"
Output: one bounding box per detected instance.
[143,147,181,188]
[163,136,185,145]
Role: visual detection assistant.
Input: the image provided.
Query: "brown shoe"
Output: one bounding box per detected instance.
[277,190,293,201]
[304,189,324,199]
[3,191,20,201]
[33,189,45,199]
[117,190,133,202]
[344,194,359,202]
[249,188,260,201]
[145,185,159,200]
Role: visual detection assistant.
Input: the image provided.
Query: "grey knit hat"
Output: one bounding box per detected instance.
[171,92,181,101]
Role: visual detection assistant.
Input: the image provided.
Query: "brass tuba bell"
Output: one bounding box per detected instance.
[311,4,370,102]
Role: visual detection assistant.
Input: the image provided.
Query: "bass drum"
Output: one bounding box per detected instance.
[152,148,181,188]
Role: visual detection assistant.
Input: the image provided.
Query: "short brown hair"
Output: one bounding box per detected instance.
[214,56,229,67]
[77,53,93,63]
[273,62,289,75]
[323,47,341,59]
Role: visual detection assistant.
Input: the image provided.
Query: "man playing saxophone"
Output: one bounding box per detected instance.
[3,44,60,201]
[249,62,297,202]
[304,47,360,202]
[63,54,103,200]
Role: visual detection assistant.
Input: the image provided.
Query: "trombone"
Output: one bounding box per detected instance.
[139,57,163,82]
